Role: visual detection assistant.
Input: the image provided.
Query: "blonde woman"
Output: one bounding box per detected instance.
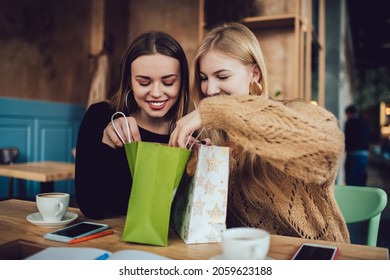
[169,22,349,243]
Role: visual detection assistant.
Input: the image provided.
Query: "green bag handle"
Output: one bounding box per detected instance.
[112,111,206,150]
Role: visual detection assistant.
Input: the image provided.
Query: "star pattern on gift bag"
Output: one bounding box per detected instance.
[205,230,220,242]
[183,224,189,239]
[171,146,230,244]
[206,203,225,221]
[218,189,228,208]
[218,188,227,196]
[186,202,192,214]
[204,179,217,195]
[206,153,223,173]
[196,174,205,187]
[221,147,229,156]
[193,197,205,216]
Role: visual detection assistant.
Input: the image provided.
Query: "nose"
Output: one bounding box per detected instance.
[150,82,162,98]
[204,79,220,97]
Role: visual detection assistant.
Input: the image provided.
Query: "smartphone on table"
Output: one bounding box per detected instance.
[291,243,339,260]
[44,221,109,243]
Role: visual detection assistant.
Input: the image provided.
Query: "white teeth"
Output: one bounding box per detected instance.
[149,101,165,106]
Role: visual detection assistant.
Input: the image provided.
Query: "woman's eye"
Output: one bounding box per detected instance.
[218,76,229,80]
[200,76,208,81]
[138,81,150,86]
[163,81,175,86]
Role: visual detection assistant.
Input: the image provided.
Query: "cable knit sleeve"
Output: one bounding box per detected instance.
[198,95,344,184]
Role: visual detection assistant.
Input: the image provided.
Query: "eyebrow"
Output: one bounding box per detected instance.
[200,69,231,76]
[135,74,178,79]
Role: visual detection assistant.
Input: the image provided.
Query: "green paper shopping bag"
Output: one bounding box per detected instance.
[123,141,190,246]
[111,112,190,246]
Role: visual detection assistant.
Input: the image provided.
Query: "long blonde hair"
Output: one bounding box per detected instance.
[190,22,281,207]
[190,22,270,141]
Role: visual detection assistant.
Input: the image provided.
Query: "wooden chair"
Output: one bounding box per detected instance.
[334,185,388,247]
[0,147,19,199]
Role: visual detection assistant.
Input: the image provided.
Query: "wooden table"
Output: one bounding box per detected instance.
[0,161,75,194]
[0,200,388,260]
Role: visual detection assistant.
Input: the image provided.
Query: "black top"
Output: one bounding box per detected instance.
[75,102,169,219]
[344,116,370,152]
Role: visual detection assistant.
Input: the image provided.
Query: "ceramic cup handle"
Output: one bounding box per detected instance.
[55,201,65,217]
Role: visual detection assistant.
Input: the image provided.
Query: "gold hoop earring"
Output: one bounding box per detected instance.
[249,81,262,96]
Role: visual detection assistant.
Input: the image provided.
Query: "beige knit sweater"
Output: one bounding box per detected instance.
[198,95,350,243]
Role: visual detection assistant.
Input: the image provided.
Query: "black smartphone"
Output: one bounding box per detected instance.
[291,243,339,260]
[44,221,109,243]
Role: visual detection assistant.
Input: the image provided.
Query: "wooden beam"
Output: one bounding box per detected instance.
[90,0,105,56]
[318,0,326,107]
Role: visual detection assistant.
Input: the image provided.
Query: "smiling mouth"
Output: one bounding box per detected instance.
[148,100,167,110]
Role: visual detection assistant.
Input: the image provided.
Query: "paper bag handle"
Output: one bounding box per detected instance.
[187,127,205,150]
[111,111,132,145]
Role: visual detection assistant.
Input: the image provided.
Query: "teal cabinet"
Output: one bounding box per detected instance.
[0,97,85,200]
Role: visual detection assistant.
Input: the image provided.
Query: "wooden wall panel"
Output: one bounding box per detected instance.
[0,0,92,104]
[254,0,297,15]
[0,1,200,104]
[254,27,296,99]
[129,0,200,63]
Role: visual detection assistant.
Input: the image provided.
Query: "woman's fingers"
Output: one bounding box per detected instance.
[113,116,141,143]
[103,123,124,148]
[202,138,213,146]
[168,128,178,147]
[169,109,203,148]
[102,116,140,149]
[127,117,141,142]
[113,117,129,143]
[169,118,193,148]
[185,136,198,149]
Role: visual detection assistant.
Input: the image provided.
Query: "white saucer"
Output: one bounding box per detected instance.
[26,211,78,228]
[209,254,274,260]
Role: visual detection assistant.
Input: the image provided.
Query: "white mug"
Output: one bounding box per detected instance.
[36,192,69,222]
[222,227,270,260]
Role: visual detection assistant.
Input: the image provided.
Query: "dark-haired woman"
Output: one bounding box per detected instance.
[75,31,189,219]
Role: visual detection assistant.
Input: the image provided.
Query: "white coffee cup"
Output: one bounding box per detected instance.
[36,192,70,222]
[221,227,270,260]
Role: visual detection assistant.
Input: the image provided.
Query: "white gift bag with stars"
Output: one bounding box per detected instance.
[171,145,229,244]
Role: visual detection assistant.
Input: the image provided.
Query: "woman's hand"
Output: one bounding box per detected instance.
[169,109,203,148]
[102,116,141,149]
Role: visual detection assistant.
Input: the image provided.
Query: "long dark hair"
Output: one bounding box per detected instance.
[112,31,189,132]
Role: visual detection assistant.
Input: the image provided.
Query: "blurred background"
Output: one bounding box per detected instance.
[0,0,389,248]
